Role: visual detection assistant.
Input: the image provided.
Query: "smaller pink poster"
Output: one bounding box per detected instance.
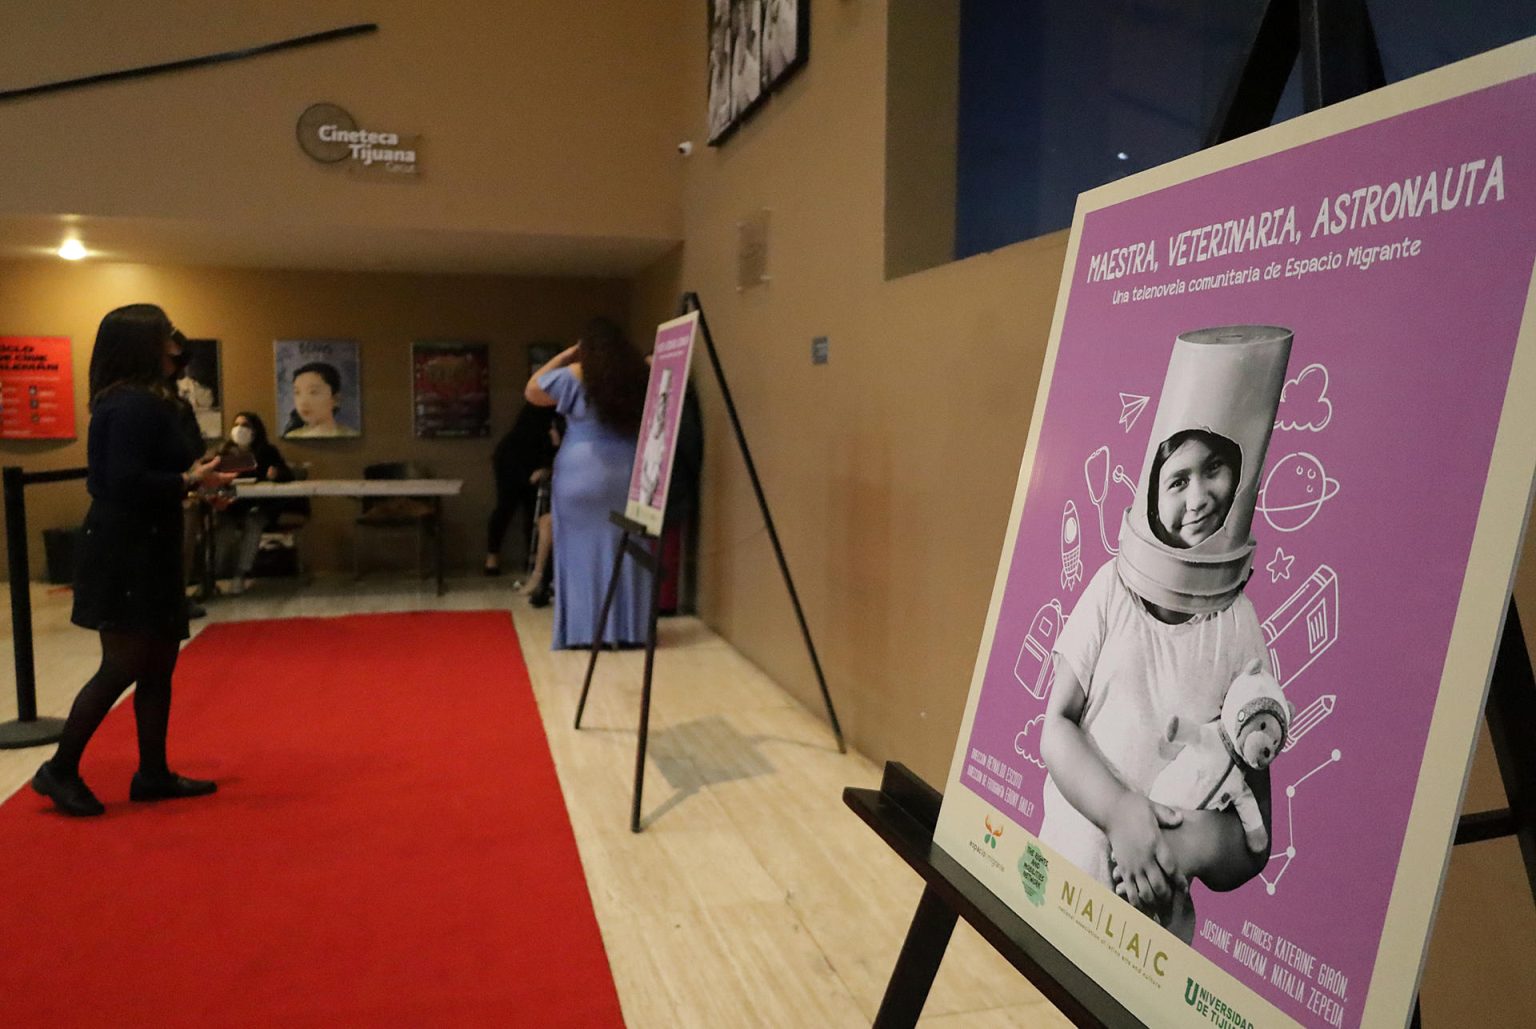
[626,312,699,534]
[0,336,75,440]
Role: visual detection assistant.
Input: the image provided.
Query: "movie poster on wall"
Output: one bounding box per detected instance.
[932,40,1536,1029]
[274,339,361,439]
[177,337,222,440]
[0,336,74,439]
[626,312,699,534]
[412,341,490,439]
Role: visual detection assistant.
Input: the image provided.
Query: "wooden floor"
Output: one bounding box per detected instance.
[0,575,1071,1028]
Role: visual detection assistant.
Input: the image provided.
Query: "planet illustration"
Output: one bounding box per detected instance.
[1257,452,1340,532]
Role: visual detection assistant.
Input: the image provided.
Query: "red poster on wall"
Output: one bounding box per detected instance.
[0,336,75,439]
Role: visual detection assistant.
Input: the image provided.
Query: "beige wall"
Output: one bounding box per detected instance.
[0,1,687,245]
[0,257,628,574]
[636,3,1536,1024]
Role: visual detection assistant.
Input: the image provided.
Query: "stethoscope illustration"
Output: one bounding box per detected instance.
[1083,445,1137,555]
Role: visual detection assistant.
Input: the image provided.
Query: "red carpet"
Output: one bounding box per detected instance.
[0,611,625,1028]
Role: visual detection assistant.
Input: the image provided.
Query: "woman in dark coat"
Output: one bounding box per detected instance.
[32,304,234,817]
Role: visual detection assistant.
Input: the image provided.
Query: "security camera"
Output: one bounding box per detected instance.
[677,141,694,156]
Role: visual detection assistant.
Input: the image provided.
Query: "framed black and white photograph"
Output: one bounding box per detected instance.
[707,0,809,145]
[177,337,223,440]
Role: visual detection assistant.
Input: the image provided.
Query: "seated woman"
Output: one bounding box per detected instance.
[215,412,296,594]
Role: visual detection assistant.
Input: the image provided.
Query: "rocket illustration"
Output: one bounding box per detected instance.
[1061,500,1083,590]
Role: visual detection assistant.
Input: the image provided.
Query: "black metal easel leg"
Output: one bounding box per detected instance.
[1298,0,1385,109]
[1207,0,1385,148]
[872,883,959,1029]
[0,466,64,750]
[630,534,666,833]
[574,531,631,730]
[1484,604,1536,904]
[682,294,846,753]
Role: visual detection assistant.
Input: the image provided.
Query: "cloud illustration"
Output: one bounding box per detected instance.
[1014,714,1046,770]
[1275,363,1333,432]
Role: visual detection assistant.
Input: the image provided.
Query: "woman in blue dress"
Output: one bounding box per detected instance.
[525,318,650,648]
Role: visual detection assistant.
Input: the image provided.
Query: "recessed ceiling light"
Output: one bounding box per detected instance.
[58,239,87,261]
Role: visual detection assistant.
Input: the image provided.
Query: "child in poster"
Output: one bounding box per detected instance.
[638,368,673,506]
[1040,326,1290,942]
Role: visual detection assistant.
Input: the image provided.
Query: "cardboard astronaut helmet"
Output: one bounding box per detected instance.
[1116,326,1293,615]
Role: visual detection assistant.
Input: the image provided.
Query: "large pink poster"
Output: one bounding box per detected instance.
[935,43,1536,1029]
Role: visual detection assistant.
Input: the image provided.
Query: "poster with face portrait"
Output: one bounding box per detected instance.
[626,313,699,535]
[412,341,490,439]
[274,339,361,439]
[932,40,1536,1029]
[707,0,808,145]
[178,337,222,439]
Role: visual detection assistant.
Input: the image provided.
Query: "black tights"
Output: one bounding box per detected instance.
[51,630,180,779]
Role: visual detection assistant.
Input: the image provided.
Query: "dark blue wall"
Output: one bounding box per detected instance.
[954,0,1536,262]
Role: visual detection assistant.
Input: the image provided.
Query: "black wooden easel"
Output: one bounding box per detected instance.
[573,293,846,833]
[573,510,666,833]
[846,2,1536,1026]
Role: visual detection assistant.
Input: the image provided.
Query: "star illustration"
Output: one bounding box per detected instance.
[1267,547,1295,583]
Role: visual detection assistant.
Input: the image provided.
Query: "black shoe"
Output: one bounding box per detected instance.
[32,761,105,817]
[528,584,551,608]
[188,603,208,619]
[483,564,503,577]
[129,771,218,802]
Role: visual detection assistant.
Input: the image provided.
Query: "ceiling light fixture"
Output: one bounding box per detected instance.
[57,239,87,261]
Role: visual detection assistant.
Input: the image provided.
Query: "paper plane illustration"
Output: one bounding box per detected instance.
[1118,392,1149,432]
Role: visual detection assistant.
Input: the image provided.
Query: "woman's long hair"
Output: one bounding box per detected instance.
[578,317,648,435]
[88,304,174,409]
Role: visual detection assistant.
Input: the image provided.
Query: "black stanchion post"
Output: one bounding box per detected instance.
[0,466,65,749]
[683,293,846,753]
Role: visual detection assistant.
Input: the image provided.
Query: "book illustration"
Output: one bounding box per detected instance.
[1263,565,1340,689]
